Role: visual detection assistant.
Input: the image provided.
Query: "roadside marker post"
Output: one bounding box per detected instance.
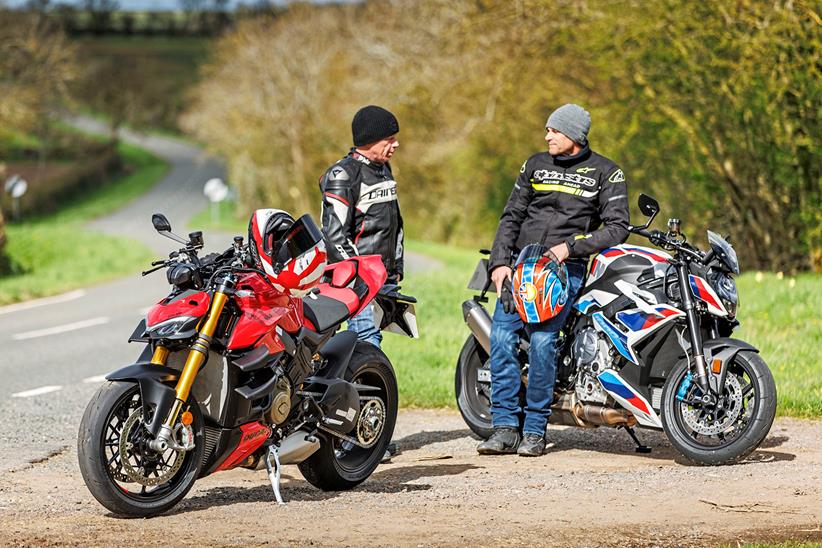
[4,175,28,221]
[203,177,229,226]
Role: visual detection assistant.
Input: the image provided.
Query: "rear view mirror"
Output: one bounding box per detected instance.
[151,213,189,245]
[152,213,172,233]
[638,194,660,217]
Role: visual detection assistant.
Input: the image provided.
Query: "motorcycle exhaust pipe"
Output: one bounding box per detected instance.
[550,393,637,428]
[462,299,492,354]
[247,430,320,470]
[579,405,637,427]
[278,430,321,465]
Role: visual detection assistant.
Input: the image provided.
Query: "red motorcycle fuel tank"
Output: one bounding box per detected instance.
[227,271,303,350]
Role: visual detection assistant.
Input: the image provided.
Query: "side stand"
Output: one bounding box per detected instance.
[265,445,285,504]
[623,426,652,454]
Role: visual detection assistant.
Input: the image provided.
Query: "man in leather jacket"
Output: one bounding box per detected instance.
[477,104,630,457]
[319,105,404,349]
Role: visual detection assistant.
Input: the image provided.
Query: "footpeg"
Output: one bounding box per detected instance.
[265,445,285,505]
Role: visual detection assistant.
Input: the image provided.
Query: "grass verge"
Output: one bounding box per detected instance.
[0,143,168,305]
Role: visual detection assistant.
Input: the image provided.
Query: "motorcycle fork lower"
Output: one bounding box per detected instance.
[150,285,231,448]
[676,262,711,395]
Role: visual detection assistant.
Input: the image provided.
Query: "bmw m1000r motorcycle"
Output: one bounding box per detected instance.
[78,213,417,517]
[457,194,776,465]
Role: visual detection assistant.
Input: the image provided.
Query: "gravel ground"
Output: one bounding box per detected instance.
[1,409,820,547]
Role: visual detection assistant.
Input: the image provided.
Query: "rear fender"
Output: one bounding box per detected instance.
[302,331,361,433]
[373,290,419,338]
[106,362,179,437]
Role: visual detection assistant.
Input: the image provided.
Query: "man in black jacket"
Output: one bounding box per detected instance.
[477,104,630,457]
[319,105,404,348]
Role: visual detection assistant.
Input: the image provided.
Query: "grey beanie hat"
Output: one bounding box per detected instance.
[545,103,591,146]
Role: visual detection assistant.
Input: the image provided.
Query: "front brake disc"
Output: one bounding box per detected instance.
[119,408,185,486]
[681,374,744,436]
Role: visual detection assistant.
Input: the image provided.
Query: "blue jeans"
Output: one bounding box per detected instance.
[489,262,585,436]
[348,302,383,348]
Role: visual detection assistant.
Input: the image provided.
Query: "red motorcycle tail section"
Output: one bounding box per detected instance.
[146,290,210,327]
[214,421,271,472]
[300,256,387,332]
[322,255,387,316]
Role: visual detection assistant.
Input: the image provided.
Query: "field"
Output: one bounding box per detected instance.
[71,36,212,133]
[0,143,167,304]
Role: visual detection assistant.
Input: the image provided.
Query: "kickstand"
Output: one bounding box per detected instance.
[265,445,285,505]
[623,426,652,454]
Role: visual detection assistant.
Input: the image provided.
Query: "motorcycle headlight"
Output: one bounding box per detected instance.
[709,270,738,318]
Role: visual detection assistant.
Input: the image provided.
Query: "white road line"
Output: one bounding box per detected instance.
[12,385,63,398]
[82,375,108,384]
[0,289,85,316]
[12,316,110,341]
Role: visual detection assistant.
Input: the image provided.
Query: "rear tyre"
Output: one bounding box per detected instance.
[455,336,495,439]
[77,381,203,517]
[299,342,398,491]
[661,351,776,465]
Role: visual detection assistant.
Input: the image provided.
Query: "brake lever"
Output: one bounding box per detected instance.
[142,264,166,276]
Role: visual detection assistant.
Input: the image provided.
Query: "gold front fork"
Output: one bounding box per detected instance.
[163,289,230,430]
[150,346,169,365]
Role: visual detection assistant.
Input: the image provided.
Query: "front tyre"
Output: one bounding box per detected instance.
[77,381,203,517]
[299,342,398,491]
[661,351,776,465]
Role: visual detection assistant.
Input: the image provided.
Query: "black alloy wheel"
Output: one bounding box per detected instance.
[661,351,776,465]
[455,336,495,439]
[299,342,398,491]
[77,382,204,517]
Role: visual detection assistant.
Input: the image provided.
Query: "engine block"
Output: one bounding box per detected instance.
[572,327,616,404]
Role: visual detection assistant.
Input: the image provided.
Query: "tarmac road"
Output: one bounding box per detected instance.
[0,118,227,472]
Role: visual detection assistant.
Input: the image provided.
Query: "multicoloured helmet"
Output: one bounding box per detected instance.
[512,244,569,323]
[248,209,327,296]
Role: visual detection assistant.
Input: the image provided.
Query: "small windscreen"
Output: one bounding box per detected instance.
[707,230,740,274]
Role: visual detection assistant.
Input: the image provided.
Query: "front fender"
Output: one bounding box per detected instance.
[702,338,759,396]
[107,362,179,437]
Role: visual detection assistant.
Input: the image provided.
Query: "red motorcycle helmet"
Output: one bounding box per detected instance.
[512,244,569,324]
[248,209,327,296]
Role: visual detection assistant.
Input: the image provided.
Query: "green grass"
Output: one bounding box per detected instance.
[735,272,822,418]
[0,143,168,305]
[187,199,245,233]
[382,240,478,409]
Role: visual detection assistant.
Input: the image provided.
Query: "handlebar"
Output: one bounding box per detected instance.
[629,225,704,263]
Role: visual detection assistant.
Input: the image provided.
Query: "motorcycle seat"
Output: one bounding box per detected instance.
[303,285,360,332]
[330,261,357,288]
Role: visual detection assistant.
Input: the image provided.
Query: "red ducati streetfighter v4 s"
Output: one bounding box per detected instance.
[77,211,418,517]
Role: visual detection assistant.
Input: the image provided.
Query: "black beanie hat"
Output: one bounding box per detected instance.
[352,105,400,147]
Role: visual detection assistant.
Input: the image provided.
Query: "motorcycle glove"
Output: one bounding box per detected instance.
[501,278,517,314]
